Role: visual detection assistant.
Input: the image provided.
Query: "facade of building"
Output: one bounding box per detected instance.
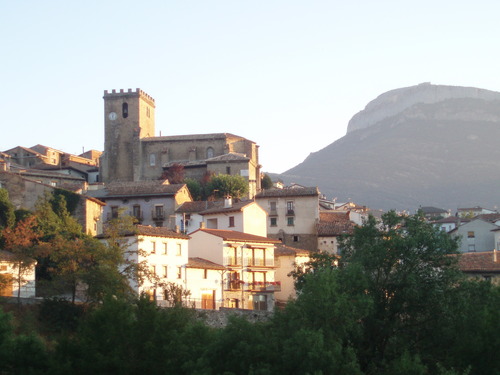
[455,250,500,284]
[185,257,225,309]
[189,228,280,310]
[316,211,355,254]
[0,171,104,236]
[274,244,310,306]
[255,186,320,251]
[450,218,499,253]
[86,179,192,230]
[100,88,261,197]
[0,250,36,299]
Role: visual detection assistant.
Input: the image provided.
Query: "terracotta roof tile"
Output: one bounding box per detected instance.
[199,200,254,215]
[274,243,311,257]
[191,228,280,244]
[187,257,225,270]
[136,225,190,239]
[88,180,186,198]
[176,201,220,213]
[455,251,500,272]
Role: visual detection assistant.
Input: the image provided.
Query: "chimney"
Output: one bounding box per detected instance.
[494,249,497,263]
[200,222,205,229]
[224,196,232,208]
[175,225,180,233]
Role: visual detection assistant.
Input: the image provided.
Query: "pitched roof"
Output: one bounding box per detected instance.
[420,206,448,214]
[190,228,280,244]
[274,243,311,257]
[186,257,225,270]
[456,251,500,272]
[206,153,249,162]
[475,213,500,223]
[136,225,190,239]
[317,211,355,236]
[255,186,319,198]
[0,250,35,263]
[87,180,187,199]
[433,216,469,224]
[176,201,220,213]
[199,200,255,215]
[97,225,190,239]
[142,133,249,143]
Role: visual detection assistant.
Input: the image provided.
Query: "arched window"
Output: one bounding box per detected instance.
[206,147,214,158]
[122,103,128,118]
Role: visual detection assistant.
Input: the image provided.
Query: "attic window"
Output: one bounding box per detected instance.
[122,103,129,118]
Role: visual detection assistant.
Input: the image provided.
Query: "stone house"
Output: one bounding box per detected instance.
[0,171,104,236]
[189,228,280,311]
[316,211,355,254]
[100,88,260,198]
[87,179,192,230]
[0,250,36,299]
[255,186,320,251]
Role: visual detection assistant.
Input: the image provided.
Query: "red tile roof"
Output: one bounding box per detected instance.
[199,200,255,215]
[456,251,500,272]
[190,228,280,244]
[274,243,311,257]
[187,257,225,270]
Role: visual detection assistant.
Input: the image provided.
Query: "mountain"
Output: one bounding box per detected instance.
[278,83,500,211]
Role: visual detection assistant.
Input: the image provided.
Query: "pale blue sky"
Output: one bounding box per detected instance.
[2,1,500,173]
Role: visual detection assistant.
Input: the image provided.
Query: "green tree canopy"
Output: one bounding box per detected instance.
[206,174,249,199]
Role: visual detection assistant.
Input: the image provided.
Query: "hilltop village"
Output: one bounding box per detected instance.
[0,88,499,310]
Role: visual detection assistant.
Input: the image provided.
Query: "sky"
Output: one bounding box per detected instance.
[2,1,500,173]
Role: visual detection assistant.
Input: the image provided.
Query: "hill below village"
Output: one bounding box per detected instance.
[277,83,500,211]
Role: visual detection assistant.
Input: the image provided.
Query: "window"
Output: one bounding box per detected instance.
[229,216,235,227]
[151,241,156,254]
[154,205,164,220]
[206,147,214,158]
[133,205,141,219]
[287,217,294,226]
[226,166,231,174]
[269,201,277,214]
[163,266,168,277]
[207,218,218,229]
[203,269,208,279]
[146,107,151,118]
[149,153,156,166]
[122,102,128,118]
[468,244,476,252]
[176,243,182,256]
[111,206,119,219]
[270,217,277,227]
[177,267,182,279]
[467,231,475,238]
[163,243,168,255]
[293,235,299,242]
[286,201,294,215]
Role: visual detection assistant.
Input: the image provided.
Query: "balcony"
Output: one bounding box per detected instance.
[152,210,165,221]
[225,280,244,291]
[247,281,281,292]
[245,257,274,267]
[286,209,295,216]
[224,256,242,266]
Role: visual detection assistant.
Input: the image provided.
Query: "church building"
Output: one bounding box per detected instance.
[100,89,261,197]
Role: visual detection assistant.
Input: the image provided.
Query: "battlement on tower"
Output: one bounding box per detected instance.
[103,88,155,106]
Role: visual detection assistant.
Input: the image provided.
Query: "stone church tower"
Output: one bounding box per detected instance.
[101,89,156,182]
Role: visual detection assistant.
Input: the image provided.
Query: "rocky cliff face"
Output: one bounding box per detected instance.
[347,83,500,133]
[278,84,500,211]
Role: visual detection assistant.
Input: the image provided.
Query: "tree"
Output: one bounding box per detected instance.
[261,173,273,189]
[184,178,202,201]
[289,211,464,373]
[206,174,249,199]
[0,188,15,230]
[2,216,40,303]
[161,163,185,184]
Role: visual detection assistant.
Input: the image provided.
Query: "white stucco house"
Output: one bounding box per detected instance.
[0,250,36,299]
[188,228,280,311]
